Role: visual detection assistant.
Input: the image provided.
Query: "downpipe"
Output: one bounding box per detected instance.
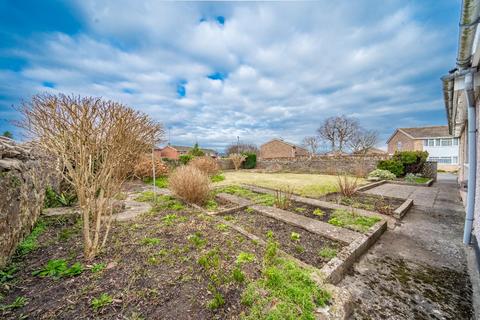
[464,71,477,244]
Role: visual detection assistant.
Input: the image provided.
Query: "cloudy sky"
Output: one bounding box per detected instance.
[0,0,460,151]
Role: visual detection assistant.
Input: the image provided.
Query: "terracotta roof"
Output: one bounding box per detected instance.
[261,138,309,152]
[165,145,218,154]
[387,125,451,143]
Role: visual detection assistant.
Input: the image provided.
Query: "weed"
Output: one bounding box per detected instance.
[0,296,27,311]
[290,232,301,242]
[236,252,256,264]
[58,227,77,241]
[188,232,207,248]
[318,247,337,260]
[215,223,229,232]
[0,265,17,283]
[207,291,225,310]
[313,208,324,217]
[198,249,220,270]
[232,267,245,283]
[328,209,381,233]
[162,214,178,226]
[294,245,305,254]
[141,237,161,246]
[223,215,235,222]
[211,174,225,183]
[273,187,294,209]
[91,293,113,311]
[205,199,218,211]
[294,207,306,213]
[216,186,275,206]
[91,263,106,273]
[33,259,83,279]
[144,176,169,188]
[336,173,359,197]
[17,220,47,255]
[245,207,255,214]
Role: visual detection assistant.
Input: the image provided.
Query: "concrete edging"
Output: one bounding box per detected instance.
[388,178,434,187]
[357,180,387,192]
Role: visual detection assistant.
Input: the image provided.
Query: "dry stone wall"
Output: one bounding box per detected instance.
[256,155,390,176]
[0,137,59,267]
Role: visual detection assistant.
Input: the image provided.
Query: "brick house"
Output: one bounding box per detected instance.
[259,139,309,159]
[156,145,218,160]
[386,126,459,171]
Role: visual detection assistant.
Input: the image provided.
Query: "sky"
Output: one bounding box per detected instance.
[0,0,461,151]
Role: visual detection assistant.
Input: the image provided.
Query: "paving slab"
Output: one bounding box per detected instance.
[341,173,474,319]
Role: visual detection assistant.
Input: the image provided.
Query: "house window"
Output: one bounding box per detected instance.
[435,139,441,146]
[397,141,402,150]
[424,139,428,146]
[441,139,452,146]
[428,156,453,164]
[428,139,435,147]
[453,138,459,146]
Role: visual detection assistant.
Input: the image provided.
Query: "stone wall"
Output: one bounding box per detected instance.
[217,158,234,170]
[0,137,59,267]
[256,155,390,176]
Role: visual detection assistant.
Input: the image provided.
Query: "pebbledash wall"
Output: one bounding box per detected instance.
[0,137,59,267]
[255,155,390,176]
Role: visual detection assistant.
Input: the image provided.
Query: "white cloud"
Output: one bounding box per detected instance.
[0,1,455,150]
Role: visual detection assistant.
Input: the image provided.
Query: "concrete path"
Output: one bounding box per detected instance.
[341,173,474,319]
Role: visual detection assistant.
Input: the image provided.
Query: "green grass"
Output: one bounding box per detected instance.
[17,220,47,256]
[214,172,365,198]
[328,209,381,233]
[205,199,218,211]
[208,292,225,310]
[91,293,113,311]
[318,247,337,260]
[236,252,256,264]
[188,232,207,248]
[144,176,169,188]
[0,265,17,283]
[140,237,161,246]
[0,296,27,311]
[215,223,229,232]
[136,192,185,211]
[91,263,106,273]
[211,174,225,183]
[215,185,275,206]
[32,259,83,279]
[412,177,430,184]
[241,257,331,319]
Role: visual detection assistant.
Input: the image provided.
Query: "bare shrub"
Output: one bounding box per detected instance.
[274,187,294,210]
[19,93,163,260]
[336,173,359,197]
[189,156,220,177]
[168,165,210,204]
[229,153,247,170]
[134,154,169,179]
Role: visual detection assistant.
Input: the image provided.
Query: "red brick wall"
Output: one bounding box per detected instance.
[158,147,179,159]
[387,131,422,154]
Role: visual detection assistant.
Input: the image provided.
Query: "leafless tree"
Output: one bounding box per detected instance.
[226,142,258,155]
[349,130,379,154]
[317,115,359,152]
[302,136,319,155]
[229,153,247,170]
[19,94,163,260]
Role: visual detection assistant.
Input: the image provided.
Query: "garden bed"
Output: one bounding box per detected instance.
[321,192,405,217]
[221,208,345,269]
[389,178,434,187]
[1,190,347,320]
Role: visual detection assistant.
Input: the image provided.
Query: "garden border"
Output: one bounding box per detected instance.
[388,178,434,187]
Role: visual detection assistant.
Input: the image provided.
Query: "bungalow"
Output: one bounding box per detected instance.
[442,0,480,248]
[156,145,218,160]
[386,126,460,171]
[259,139,309,159]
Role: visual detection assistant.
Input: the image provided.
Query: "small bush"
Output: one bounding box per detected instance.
[189,156,220,177]
[273,187,294,209]
[179,154,194,165]
[242,152,257,169]
[229,153,247,170]
[134,154,169,179]
[33,259,83,279]
[336,174,359,197]
[377,159,404,177]
[91,293,113,311]
[368,169,396,180]
[168,166,211,204]
[393,151,428,174]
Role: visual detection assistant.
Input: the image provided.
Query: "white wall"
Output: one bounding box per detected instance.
[423,138,459,164]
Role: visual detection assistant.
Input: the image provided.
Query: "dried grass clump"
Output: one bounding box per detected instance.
[168,165,211,204]
[189,156,220,177]
[229,153,247,170]
[134,154,169,179]
[336,173,359,197]
[274,187,294,210]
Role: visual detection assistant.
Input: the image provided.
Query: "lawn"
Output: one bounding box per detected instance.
[214,171,366,198]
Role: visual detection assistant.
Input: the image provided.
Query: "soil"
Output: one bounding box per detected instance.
[0,205,265,319]
[322,192,404,216]
[288,200,335,223]
[221,208,344,269]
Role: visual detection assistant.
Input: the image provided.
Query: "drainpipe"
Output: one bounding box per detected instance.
[464,71,477,244]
